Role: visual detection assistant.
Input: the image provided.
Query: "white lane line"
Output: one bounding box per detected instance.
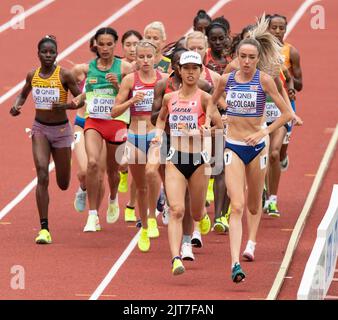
[184,0,233,35]
[0,0,143,105]
[0,162,55,220]
[0,0,55,34]
[285,0,319,39]
[89,230,141,300]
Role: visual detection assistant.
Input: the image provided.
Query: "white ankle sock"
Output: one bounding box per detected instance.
[247,240,256,248]
[269,195,277,202]
[110,194,118,204]
[89,210,97,216]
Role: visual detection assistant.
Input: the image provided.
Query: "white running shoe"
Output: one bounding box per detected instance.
[83,215,97,232]
[242,240,256,261]
[280,155,289,172]
[95,216,101,231]
[74,188,86,212]
[161,204,170,225]
[107,200,120,224]
[191,231,203,248]
[181,242,195,261]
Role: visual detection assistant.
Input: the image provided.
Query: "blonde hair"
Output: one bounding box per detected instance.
[144,21,167,41]
[185,31,208,49]
[136,40,157,54]
[247,13,283,77]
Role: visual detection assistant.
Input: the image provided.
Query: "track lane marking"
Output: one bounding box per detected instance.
[0,0,55,34]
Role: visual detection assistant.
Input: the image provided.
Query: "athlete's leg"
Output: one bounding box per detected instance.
[165,163,187,259]
[84,129,104,211]
[224,149,246,266]
[245,148,268,243]
[32,135,52,221]
[187,164,210,222]
[74,127,87,190]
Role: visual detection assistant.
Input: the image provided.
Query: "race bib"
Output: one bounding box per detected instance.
[32,87,60,110]
[169,113,198,136]
[133,89,154,112]
[87,96,114,120]
[226,90,257,115]
[265,102,281,122]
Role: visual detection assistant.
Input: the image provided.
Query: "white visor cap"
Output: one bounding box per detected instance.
[179,51,202,65]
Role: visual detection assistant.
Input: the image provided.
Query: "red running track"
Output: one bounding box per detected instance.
[0,0,337,300]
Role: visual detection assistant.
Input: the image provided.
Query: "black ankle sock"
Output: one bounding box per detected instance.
[40,219,49,231]
[126,205,135,210]
[172,256,181,264]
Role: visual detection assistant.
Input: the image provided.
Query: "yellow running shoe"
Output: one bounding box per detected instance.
[124,206,136,222]
[138,228,150,252]
[225,204,231,223]
[206,178,214,202]
[118,171,128,193]
[172,257,185,276]
[35,229,52,244]
[147,217,159,238]
[213,216,229,234]
[199,213,211,235]
[107,200,120,224]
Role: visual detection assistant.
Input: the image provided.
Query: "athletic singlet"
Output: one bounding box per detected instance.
[155,56,171,73]
[78,77,86,92]
[130,70,162,116]
[85,58,129,123]
[281,43,292,70]
[265,95,281,123]
[31,65,67,110]
[204,66,214,87]
[165,73,180,94]
[204,48,231,75]
[168,89,205,137]
[225,69,266,118]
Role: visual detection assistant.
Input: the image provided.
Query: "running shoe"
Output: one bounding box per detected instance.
[181,242,195,261]
[124,207,136,222]
[107,200,120,224]
[118,171,128,193]
[35,229,52,244]
[138,228,150,252]
[262,185,267,210]
[242,241,255,261]
[268,201,280,218]
[95,216,101,231]
[231,262,246,283]
[147,218,159,238]
[199,213,211,235]
[74,188,86,213]
[136,219,142,228]
[206,178,214,202]
[225,204,231,223]
[83,215,97,232]
[213,216,229,234]
[280,155,289,172]
[161,204,170,225]
[191,230,203,248]
[156,188,166,213]
[172,257,185,276]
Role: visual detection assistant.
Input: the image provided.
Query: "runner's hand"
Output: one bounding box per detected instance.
[244,128,268,146]
[106,73,120,90]
[131,91,145,104]
[292,113,303,126]
[151,135,162,145]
